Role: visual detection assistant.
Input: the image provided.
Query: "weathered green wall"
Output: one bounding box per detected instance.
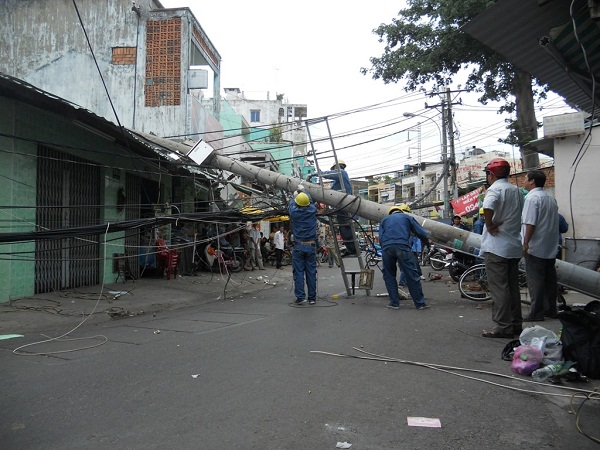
[0,97,36,302]
[0,96,172,302]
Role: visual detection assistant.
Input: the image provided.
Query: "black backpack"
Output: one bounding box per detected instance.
[558,300,600,379]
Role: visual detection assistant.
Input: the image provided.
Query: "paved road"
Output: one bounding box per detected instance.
[1,265,599,449]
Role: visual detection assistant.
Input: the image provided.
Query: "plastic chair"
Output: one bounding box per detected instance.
[156,239,170,278]
[166,249,179,280]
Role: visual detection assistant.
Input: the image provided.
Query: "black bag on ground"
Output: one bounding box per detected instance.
[558,300,600,379]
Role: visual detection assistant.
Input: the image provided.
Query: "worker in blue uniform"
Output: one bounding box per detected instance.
[289,191,318,305]
[308,160,357,255]
[380,204,431,310]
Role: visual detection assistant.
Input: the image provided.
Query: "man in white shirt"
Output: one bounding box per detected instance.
[480,158,524,338]
[273,225,285,269]
[248,223,265,270]
[521,170,559,321]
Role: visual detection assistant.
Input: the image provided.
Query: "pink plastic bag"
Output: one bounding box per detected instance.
[511,345,543,376]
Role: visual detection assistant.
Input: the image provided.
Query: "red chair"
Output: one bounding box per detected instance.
[156,239,170,278]
[166,249,179,280]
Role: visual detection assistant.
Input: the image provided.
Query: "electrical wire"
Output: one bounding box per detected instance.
[12,224,113,356]
[311,346,600,400]
[570,386,600,444]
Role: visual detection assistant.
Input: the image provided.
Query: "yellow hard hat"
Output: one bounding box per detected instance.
[330,160,346,170]
[295,192,310,207]
[479,207,484,215]
[389,203,410,214]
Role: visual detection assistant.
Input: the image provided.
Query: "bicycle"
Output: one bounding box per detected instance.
[458,263,527,302]
[458,262,566,306]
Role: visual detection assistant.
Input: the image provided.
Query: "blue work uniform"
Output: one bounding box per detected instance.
[318,169,352,194]
[317,169,356,254]
[380,212,429,308]
[289,193,318,301]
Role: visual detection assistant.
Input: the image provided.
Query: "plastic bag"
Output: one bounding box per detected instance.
[511,345,543,376]
[519,325,564,366]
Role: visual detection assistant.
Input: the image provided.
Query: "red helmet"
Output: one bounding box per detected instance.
[485,158,510,177]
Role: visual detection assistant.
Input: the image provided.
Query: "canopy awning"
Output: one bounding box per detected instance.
[463,0,600,119]
[240,206,289,222]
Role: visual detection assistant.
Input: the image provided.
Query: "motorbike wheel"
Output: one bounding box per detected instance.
[366,253,378,267]
[448,263,465,282]
[230,256,244,273]
[429,252,446,271]
[282,252,292,266]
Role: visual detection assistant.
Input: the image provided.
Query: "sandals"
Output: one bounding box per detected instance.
[482,330,514,339]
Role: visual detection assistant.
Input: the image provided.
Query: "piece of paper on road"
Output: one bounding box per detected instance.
[407,417,442,428]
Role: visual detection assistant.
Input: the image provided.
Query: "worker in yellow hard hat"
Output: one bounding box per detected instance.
[380,201,431,310]
[289,191,318,305]
[473,206,485,235]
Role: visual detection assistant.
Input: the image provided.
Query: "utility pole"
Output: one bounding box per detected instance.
[426,88,466,217]
[446,88,459,201]
[440,101,450,219]
[201,149,600,299]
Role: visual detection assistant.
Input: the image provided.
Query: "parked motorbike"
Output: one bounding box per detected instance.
[364,244,382,267]
[447,251,479,282]
[264,247,292,266]
[195,241,245,273]
[423,244,449,271]
[317,245,329,264]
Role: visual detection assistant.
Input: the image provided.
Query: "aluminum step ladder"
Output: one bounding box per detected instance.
[305,117,371,296]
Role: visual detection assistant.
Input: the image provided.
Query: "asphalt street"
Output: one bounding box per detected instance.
[1,264,599,449]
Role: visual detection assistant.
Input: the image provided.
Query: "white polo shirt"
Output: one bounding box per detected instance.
[481,178,523,259]
[522,187,559,259]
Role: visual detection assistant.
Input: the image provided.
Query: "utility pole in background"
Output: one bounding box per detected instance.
[440,101,450,219]
[427,88,467,218]
[446,88,459,201]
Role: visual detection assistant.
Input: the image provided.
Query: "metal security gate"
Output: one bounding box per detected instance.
[35,146,100,293]
[125,173,141,278]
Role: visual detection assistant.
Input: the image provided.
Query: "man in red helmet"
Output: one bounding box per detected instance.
[480,158,524,338]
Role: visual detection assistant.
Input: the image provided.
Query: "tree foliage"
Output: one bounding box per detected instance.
[361,0,547,157]
[269,123,283,143]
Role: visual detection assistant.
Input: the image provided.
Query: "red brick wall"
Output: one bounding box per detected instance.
[112,47,137,65]
[509,166,555,189]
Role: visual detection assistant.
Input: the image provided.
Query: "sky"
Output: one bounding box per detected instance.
[161,0,574,179]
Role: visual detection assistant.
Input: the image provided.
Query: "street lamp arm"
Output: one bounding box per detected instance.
[403,112,442,139]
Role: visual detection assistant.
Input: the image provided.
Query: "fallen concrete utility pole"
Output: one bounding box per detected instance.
[208,152,600,300]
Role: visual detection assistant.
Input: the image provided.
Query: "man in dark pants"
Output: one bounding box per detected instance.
[309,160,357,256]
[273,225,285,269]
[480,158,524,338]
[522,170,559,321]
[289,192,318,305]
[380,204,430,310]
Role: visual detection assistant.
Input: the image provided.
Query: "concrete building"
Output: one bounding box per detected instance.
[365,161,446,219]
[202,89,310,179]
[1,0,222,142]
